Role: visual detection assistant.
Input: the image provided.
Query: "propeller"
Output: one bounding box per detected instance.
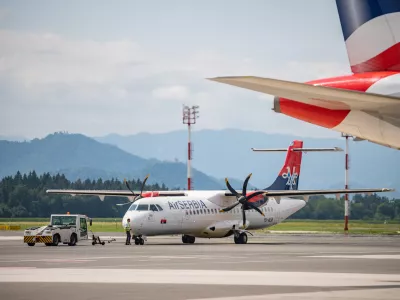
[116,174,150,206]
[125,174,150,202]
[220,173,266,228]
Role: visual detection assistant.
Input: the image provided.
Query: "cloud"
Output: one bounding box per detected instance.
[152,85,189,100]
[0,29,348,140]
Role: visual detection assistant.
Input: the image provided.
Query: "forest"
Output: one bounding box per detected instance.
[0,171,399,221]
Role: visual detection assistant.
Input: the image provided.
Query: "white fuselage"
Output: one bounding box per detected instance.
[122,191,306,238]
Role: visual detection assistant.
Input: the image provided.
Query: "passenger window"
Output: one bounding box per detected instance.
[137,204,149,211]
[156,204,163,211]
[207,209,210,214]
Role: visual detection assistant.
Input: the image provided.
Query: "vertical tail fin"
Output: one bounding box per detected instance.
[335,0,400,73]
[265,140,303,191]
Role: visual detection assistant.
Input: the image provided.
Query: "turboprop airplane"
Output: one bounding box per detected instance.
[46,140,394,245]
[209,0,400,150]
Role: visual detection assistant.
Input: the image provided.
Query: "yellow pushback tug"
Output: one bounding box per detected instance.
[23,214,92,246]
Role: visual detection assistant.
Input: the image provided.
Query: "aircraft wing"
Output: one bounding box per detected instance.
[224,187,394,201]
[209,76,400,114]
[46,189,186,201]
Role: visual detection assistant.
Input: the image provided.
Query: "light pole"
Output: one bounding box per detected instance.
[182,105,199,190]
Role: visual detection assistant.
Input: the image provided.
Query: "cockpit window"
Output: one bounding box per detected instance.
[137,204,149,211]
[128,204,137,211]
[156,204,163,211]
[150,204,158,211]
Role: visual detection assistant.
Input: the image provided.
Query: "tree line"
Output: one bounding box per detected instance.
[0,171,167,218]
[0,171,399,221]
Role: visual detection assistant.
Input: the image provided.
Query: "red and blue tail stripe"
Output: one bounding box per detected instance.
[335,0,400,73]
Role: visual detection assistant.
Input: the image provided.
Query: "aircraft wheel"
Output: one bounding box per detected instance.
[135,238,140,245]
[239,232,248,244]
[139,238,144,245]
[188,236,195,244]
[27,243,35,246]
[182,235,188,244]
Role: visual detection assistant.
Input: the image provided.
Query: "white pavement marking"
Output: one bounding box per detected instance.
[0,268,400,287]
[306,254,400,260]
[0,236,22,241]
[190,288,400,300]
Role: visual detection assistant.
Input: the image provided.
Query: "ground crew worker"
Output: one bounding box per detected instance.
[125,218,131,245]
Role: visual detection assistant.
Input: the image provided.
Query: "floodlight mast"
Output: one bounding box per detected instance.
[182,105,199,190]
[341,133,352,232]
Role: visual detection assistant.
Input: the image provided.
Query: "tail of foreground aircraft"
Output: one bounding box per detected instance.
[335,0,400,73]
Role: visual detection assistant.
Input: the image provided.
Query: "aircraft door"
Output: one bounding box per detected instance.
[148,204,157,223]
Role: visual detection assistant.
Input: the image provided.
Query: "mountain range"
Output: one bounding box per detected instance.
[94,129,400,198]
[0,129,399,198]
[0,132,249,190]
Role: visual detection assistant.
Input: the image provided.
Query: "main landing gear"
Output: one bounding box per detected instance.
[134,235,145,245]
[234,232,248,244]
[182,234,195,244]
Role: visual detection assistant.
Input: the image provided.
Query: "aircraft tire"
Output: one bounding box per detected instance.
[182,235,188,244]
[139,238,144,245]
[239,232,248,244]
[234,233,248,244]
[27,243,35,246]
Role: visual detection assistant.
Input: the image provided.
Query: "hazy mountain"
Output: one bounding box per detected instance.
[0,132,249,190]
[0,135,28,142]
[95,129,400,198]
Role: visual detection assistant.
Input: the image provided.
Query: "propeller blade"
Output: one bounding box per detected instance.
[225,178,239,196]
[241,204,246,228]
[246,202,265,216]
[242,173,252,196]
[140,174,150,195]
[246,190,267,201]
[116,202,131,206]
[219,201,240,212]
[124,179,135,195]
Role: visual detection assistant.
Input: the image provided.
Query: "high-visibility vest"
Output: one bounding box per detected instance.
[125,222,130,231]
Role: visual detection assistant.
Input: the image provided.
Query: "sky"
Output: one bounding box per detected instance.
[0,0,352,140]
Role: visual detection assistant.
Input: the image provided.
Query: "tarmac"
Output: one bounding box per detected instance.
[0,232,400,300]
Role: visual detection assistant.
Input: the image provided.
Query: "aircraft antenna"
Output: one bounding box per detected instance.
[183,105,199,190]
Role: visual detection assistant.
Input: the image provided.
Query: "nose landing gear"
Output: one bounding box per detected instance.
[134,235,145,245]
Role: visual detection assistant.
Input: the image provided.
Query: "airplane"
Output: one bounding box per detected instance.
[46,140,394,245]
[208,0,400,150]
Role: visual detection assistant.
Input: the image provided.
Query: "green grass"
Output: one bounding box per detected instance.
[1,218,399,234]
[260,220,400,235]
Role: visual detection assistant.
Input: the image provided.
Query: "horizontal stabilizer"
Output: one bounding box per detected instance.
[208,76,400,113]
[251,147,343,152]
[224,188,394,198]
